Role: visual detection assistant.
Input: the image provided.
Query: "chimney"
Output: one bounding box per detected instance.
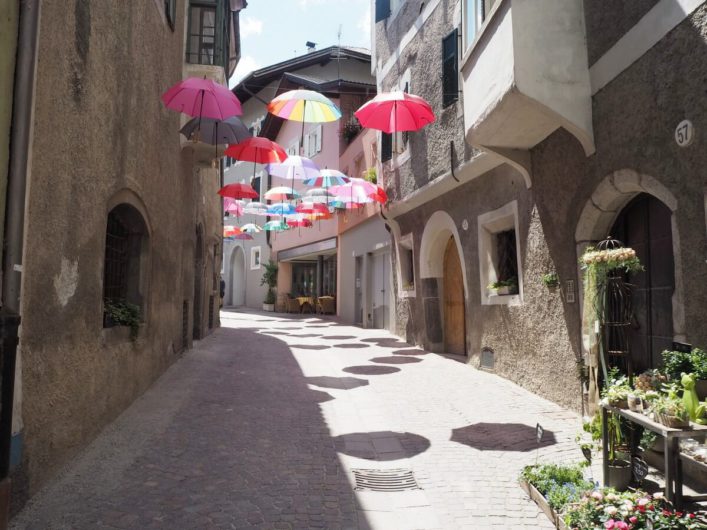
[306,41,317,53]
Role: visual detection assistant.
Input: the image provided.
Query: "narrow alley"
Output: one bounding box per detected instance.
[11,310,580,530]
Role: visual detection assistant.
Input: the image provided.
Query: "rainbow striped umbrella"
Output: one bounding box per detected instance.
[303,169,350,188]
[263,220,289,231]
[267,90,341,123]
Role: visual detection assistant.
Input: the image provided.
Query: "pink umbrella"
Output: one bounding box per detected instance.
[355,91,434,133]
[223,198,245,216]
[330,177,377,204]
[161,77,242,120]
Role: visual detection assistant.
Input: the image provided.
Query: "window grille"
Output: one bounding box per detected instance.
[495,229,518,282]
[442,29,459,107]
[381,132,392,162]
[103,212,130,301]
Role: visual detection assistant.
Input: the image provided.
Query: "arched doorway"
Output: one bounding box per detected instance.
[611,193,675,372]
[229,246,246,307]
[443,237,466,355]
[193,225,204,340]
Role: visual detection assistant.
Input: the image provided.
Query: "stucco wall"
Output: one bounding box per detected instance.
[16,0,221,502]
[531,4,707,353]
[393,164,581,411]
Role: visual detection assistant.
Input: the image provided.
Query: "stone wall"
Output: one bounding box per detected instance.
[14,0,221,505]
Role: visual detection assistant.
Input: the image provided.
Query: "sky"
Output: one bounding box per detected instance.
[229,0,372,88]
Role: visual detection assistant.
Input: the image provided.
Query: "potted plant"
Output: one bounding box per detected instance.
[601,369,632,409]
[341,118,362,144]
[581,412,631,490]
[103,298,141,341]
[487,277,518,296]
[653,394,689,428]
[662,347,707,399]
[541,272,559,289]
[260,260,278,312]
[362,167,377,184]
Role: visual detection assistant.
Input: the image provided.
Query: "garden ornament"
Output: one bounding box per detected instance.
[681,373,707,424]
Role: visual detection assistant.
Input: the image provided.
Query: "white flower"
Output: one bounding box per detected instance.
[605,506,618,515]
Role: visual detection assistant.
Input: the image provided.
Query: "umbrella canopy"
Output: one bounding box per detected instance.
[162,77,242,120]
[266,202,296,216]
[355,91,435,133]
[225,137,288,164]
[296,203,330,215]
[264,186,301,201]
[223,225,241,237]
[223,198,245,216]
[332,200,366,210]
[305,188,334,198]
[228,233,253,240]
[330,177,377,204]
[263,220,289,231]
[240,223,262,233]
[244,201,268,216]
[266,155,320,181]
[218,183,259,200]
[267,90,341,123]
[303,169,350,188]
[286,215,313,228]
[180,116,251,145]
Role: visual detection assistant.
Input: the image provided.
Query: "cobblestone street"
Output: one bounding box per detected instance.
[12,310,583,529]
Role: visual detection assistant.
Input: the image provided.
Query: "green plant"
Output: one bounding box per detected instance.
[363,166,377,184]
[639,428,659,452]
[341,118,362,144]
[104,299,141,340]
[264,288,276,305]
[520,463,592,511]
[541,272,559,288]
[580,245,643,285]
[662,347,707,380]
[601,368,632,406]
[653,394,688,422]
[260,260,278,289]
[487,276,518,290]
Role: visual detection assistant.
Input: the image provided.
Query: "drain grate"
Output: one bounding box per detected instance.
[352,469,421,492]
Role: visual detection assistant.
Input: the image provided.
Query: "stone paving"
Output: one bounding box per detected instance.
[11,309,586,529]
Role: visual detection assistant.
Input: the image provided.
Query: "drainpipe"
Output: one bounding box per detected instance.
[0,0,40,519]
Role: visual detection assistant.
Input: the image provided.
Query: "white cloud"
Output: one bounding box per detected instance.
[240,16,263,38]
[230,55,260,88]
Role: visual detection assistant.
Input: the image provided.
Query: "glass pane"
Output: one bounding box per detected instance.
[465,0,477,50]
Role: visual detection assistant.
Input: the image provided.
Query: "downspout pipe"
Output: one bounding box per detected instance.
[0,0,40,487]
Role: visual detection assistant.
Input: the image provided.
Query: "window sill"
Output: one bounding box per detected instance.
[399,288,416,298]
[483,293,521,306]
[460,0,506,72]
[387,148,411,171]
[101,324,144,346]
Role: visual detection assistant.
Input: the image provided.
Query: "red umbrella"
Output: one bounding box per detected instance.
[355,91,435,133]
[218,183,259,200]
[225,137,288,184]
[161,77,242,120]
[296,203,330,215]
[286,217,313,228]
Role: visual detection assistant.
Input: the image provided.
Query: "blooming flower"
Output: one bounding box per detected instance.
[637,498,649,507]
[629,516,637,524]
[653,492,664,500]
[591,491,604,501]
[604,520,615,529]
[606,506,618,516]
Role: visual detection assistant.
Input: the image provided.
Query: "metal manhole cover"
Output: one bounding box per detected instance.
[352,469,421,492]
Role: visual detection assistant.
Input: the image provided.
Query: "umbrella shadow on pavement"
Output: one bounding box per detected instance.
[334,431,431,461]
[334,343,370,349]
[306,376,369,390]
[369,356,422,365]
[343,365,401,375]
[450,423,557,452]
[289,344,331,350]
[323,335,357,340]
[392,348,428,356]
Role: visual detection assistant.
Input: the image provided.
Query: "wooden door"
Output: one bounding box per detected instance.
[443,238,466,355]
[611,194,674,372]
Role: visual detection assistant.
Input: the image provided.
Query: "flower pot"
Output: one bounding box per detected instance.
[496,286,510,295]
[658,413,689,429]
[627,394,643,412]
[606,460,632,491]
[262,303,274,312]
[610,398,629,410]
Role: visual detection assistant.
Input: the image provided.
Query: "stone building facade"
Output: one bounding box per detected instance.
[3,0,243,512]
[375,0,707,412]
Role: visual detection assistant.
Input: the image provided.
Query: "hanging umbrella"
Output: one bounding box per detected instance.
[268,89,341,123]
[296,203,330,215]
[286,216,313,228]
[354,91,435,134]
[231,233,254,240]
[244,201,269,216]
[180,116,251,145]
[218,183,259,200]
[263,220,289,231]
[264,186,301,201]
[303,169,350,188]
[162,77,242,120]
[333,198,370,210]
[266,155,320,181]
[305,188,334,198]
[223,225,241,237]
[330,177,377,206]
[225,137,288,183]
[240,223,262,233]
[266,202,296,216]
[223,198,245,216]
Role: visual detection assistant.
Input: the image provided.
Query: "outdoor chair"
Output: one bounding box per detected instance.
[318,296,336,315]
[285,296,301,313]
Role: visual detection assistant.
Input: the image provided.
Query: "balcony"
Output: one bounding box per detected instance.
[461,0,594,156]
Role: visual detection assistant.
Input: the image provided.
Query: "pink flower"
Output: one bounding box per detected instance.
[615,522,628,530]
[591,491,604,501]
[629,516,638,524]
[604,520,615,529]
[606,506,618,516]
[637,498,649,507]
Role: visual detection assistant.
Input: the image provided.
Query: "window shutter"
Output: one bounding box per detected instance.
[165,0,176,31]
[381,132,392,162]
[304,134,311,157]
[442,29,459,107]
[375,0,391,22]
[315,125,322,153]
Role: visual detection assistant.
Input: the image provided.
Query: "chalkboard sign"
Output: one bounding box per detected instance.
[632,457,649,482]
[581,446,592,464]
[672,341,692,353]
[536,423,544,444]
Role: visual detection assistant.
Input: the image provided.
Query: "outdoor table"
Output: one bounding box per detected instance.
[601,404,707,508]
[296,297,314,313]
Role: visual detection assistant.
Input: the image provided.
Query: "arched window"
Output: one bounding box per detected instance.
[103,204,150,327]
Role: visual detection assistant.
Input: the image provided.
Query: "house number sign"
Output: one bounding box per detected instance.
[675,119,694,147]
